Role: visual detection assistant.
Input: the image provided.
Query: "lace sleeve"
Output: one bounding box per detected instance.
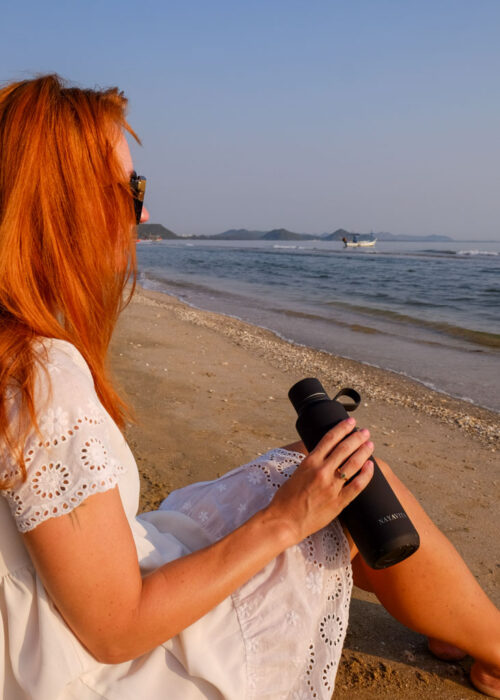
[2,340,127,533]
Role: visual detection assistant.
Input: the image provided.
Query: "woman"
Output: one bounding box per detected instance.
[0,74,498,699]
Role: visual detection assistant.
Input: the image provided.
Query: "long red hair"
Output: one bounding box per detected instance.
[0,74,138,487]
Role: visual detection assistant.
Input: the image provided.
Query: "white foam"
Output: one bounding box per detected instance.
[457,249,498,256]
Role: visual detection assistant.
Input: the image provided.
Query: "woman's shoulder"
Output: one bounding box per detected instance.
[26,337,105,429]
[33,337,93,383]
[1,339,132,533]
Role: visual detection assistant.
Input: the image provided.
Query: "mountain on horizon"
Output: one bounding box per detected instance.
[262,228,317,240]
[322,228,353,241]
[138,224,454,243]
[201,228,453,242]
[374,232,453,242]
[137,224,178,240]
[208,229,266,240]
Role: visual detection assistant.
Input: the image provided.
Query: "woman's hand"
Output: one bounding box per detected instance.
[265,418,374,546]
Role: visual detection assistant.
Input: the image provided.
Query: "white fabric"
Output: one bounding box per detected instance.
[0,338,352,699]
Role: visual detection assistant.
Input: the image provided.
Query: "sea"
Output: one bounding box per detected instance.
[136,239,500,413]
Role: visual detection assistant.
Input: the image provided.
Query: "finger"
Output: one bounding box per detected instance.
[338,460,374,506]
[326,428,371,469]
[311,418,356,460]
[335,441,374,483]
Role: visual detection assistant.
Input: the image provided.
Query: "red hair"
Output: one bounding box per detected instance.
[0,74,138,488]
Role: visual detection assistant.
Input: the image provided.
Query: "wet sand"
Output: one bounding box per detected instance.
[109,285,499,699]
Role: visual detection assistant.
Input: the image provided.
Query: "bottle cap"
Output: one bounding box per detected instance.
[288,378,329,415]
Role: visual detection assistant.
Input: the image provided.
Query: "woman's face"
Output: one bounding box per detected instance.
[115,132,150,225]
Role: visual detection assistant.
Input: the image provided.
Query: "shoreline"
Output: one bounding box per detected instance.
[141,277,500,411]
[110,284,499,699]
[131,284,499,448]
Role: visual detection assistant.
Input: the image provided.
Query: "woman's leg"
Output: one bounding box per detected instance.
[349,457,500,696]
[283,440,500,696]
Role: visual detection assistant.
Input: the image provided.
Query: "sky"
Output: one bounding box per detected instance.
[1,0,499,240]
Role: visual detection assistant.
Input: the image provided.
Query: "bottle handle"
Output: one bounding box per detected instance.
[332,387,361,412]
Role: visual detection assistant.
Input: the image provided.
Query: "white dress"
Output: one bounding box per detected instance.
[0,339,352,700]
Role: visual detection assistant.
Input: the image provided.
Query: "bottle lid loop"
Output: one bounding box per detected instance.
[332,387,361,412]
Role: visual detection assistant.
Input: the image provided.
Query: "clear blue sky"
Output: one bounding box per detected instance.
[2,0,499,239]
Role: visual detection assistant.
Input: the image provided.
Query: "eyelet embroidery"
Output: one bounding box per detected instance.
[80,437,108,472]
[31,461,71,500]
[0,341,126,533]
[305,643,318,697]
[322,527,344,566]
[319,613,344,648]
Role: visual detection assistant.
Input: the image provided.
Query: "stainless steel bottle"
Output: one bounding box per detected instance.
[289,377,420,569]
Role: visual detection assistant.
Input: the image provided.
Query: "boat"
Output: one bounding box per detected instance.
[342,236,377,248]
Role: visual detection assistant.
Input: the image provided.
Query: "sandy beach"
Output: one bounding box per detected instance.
[109,285,499,699]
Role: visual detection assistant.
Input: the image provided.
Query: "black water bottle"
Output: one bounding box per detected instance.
[288,377,420,569]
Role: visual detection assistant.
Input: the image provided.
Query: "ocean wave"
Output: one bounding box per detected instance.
[323,300,500,349]
[457,249,499,256]
[419,249,458,256]
[417,248,499,258]
[139,271,229,299]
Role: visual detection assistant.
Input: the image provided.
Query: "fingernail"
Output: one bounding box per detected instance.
[366,441,374,449]
[346,417,356,425]
[360,428,370,437]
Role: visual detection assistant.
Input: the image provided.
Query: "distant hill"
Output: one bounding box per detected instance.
[193,228,320,241]
[263,228,315,240]
[136,224,454,243]
[374,232,453,242]
[201,228,454,242]
[208,229,266,240]
[323,229,453,242]
[322,228,354,241]
[137,224,178,240]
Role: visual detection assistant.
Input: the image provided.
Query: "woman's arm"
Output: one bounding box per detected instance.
[23,418,374,664]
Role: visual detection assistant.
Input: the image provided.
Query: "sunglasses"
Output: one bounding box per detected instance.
[129,171,146,224]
